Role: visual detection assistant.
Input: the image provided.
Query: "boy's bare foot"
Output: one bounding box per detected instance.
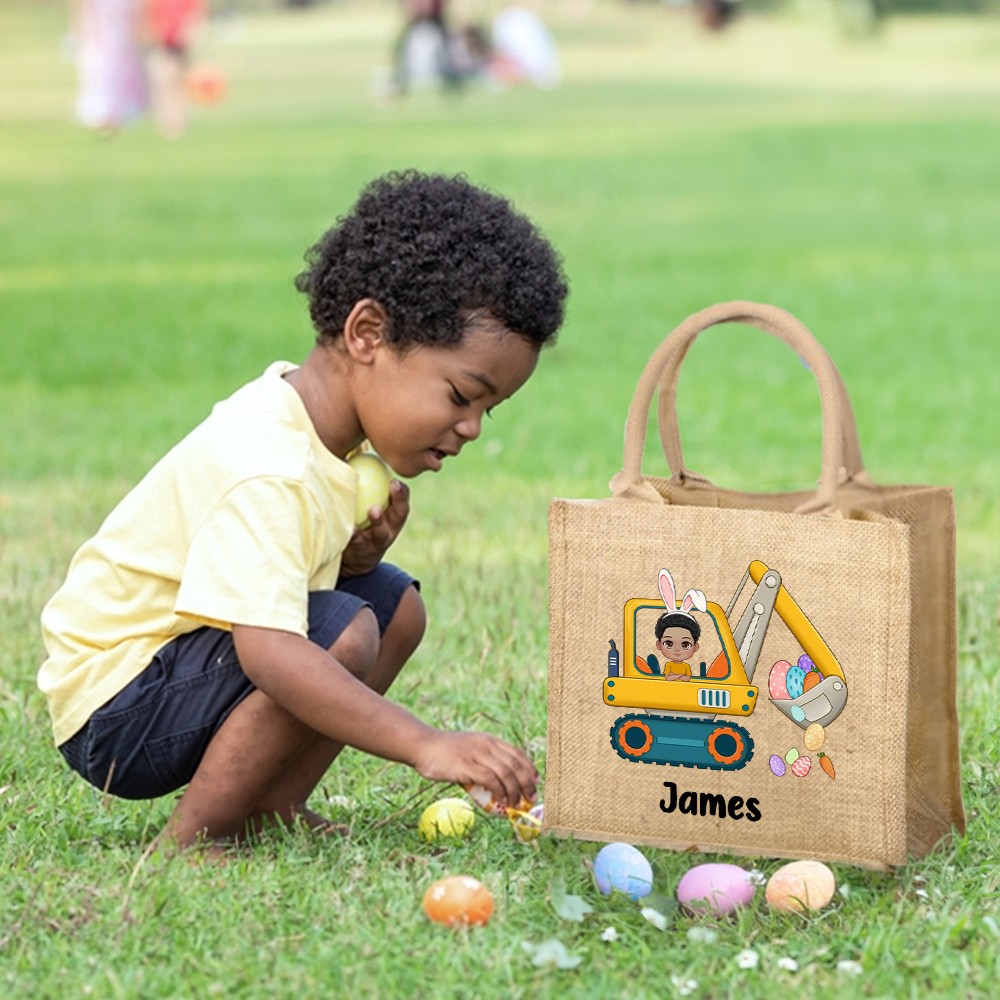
[149,830,238,865]
[293,805,349,837]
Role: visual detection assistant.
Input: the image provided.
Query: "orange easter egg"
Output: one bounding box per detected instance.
[765,860,836,912]
[422,875,494,927]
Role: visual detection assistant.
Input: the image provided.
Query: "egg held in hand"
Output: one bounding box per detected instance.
[465,782,536,816]
[348,451,392,528]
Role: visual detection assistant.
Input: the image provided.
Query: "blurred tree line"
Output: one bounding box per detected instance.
[262,0,996,11]
[195,0,1000,33]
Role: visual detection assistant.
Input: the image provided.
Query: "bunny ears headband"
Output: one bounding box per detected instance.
[658,568,707,622]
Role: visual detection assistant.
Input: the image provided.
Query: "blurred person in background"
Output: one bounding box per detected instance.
[144,0,206,139]
[391,0,461,95]
[695,0,740,32]
[70,0,148,134]
[488,6,560,89]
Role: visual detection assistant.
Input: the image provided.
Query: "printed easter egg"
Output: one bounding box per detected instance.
[418,798,476,842]
[803,723,826,751]
[784,747,800,765]
[422,875,494,926]
[785,665,807,700]
[791,755,812,777]
[593,843,653,900]
[677,863,756,916]
[765,860,836,913]
[768,660,793,699]
[769,754,786,777]
[465,783,535,816]
[797,654,814,671]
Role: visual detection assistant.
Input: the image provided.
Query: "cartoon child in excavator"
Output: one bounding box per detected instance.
[604,562,848,771]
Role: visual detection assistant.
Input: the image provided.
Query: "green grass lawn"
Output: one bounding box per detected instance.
[1,1,998,996]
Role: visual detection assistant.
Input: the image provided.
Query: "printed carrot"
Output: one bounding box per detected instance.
[817,752,835,780]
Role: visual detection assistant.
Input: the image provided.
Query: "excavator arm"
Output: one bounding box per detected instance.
[746,561,845,681]
[739,560,848,728]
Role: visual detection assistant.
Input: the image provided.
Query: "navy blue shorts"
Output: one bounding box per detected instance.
[58,563,417,800]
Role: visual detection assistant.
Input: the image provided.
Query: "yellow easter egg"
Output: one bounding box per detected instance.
[804,723,826,752]
[418,798,476,842]
[348,451,392,528]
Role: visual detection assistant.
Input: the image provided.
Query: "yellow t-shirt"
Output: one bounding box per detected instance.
[38,362,357,746]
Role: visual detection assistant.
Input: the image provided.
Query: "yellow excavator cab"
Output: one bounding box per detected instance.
[603,599,759,718]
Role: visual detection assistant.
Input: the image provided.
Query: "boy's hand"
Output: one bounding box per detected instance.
[412,731,538,810]
[339,479,410,578]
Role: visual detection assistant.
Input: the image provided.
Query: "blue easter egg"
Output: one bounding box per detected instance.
[785,665,806,699]
[593,842,653,900]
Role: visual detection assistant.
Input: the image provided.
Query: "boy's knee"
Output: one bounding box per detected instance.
[392,584,427,653]
[330,606,379,681]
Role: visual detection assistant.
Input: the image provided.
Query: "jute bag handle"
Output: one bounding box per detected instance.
[611,301,868,513]
[655,309,871,490]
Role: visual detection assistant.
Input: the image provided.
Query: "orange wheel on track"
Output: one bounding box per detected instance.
[617,719,654,757]
[707,726,745,766]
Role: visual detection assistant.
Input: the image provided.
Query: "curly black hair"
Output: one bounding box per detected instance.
[295,170,567,350]
[655,612,702,644]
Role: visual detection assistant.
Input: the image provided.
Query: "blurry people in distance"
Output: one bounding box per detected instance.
[71,0,148,134]
[488,7,560,89]
[391,0,461,95]
[380,3,559,100]
[143,0,206,139]
[695,0,741,33]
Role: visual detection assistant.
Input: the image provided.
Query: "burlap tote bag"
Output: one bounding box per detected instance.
[546,301,964,870]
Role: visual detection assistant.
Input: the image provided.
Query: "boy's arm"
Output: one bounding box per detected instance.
[232,624,537,806]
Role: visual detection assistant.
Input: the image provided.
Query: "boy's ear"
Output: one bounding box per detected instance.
[342,299,390,363]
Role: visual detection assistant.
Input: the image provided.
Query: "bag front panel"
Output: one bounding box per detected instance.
[547,498,912,869]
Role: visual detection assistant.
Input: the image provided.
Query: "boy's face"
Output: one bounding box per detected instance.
[656,626,699,663]
[358,320,540,478]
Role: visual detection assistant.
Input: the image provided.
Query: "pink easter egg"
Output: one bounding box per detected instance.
[768,660,793,700]
[677,863,756,916]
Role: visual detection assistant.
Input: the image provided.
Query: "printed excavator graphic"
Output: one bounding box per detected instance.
[604,561,848,771]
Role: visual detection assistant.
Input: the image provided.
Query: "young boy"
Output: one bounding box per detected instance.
[38,170,568,852]
[648,612,701,682]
